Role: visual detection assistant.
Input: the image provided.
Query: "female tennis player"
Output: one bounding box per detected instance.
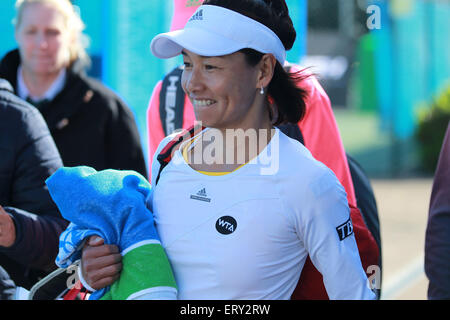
[80,0,376,300]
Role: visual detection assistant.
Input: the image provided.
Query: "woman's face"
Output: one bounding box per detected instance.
[181,49,265,130]
[15,2,71,76]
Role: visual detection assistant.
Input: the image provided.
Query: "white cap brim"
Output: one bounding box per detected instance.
[150,5,286,65]
[151,28,247,60]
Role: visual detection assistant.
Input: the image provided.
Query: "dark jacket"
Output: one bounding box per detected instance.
[425,122,450,300]
[0,79,68,289]
[0,49,147,178]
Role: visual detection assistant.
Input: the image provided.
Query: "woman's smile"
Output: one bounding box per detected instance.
[192,98,217,108]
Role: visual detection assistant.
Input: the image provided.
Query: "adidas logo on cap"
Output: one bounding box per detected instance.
[189,9,203,22]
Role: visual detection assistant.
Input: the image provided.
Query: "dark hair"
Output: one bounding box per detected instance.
[202,0,309,125]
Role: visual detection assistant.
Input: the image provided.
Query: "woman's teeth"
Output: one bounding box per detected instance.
[194,99,216,107]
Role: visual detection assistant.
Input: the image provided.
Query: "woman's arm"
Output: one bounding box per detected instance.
[294,170,375,300]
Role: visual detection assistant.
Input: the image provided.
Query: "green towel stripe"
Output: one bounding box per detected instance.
[101,243,177,300]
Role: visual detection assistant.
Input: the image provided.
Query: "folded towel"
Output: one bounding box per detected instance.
[46,166,177,300]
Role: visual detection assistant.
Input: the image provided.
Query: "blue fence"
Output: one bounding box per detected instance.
[1,0,448,161]
[370,0,450,140]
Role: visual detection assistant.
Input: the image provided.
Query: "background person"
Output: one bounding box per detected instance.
[0,0,147,177]
[0,78,67,298]
[425,122,450,300]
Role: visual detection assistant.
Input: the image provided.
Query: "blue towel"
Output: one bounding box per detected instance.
[46,166,177,300]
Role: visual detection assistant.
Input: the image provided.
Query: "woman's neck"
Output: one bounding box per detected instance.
[21,67,62,98]
[188,121,275,172]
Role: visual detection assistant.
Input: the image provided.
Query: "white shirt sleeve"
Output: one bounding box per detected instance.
[293,170,376,300]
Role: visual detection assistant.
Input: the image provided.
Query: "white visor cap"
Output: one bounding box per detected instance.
[150,5,287,66]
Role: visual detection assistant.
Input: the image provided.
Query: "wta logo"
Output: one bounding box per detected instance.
[216,216,237,235]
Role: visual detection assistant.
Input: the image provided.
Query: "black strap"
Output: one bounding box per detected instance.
[277,123,305,146]
[159,66,185,136]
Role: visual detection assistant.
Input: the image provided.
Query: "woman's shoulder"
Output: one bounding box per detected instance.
[277,131,347,218]
[150,131,184,184]
[277,129,319,170]
[277,130,341,190]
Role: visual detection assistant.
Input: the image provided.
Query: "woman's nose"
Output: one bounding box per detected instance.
[184,68,204,95]
[36,32,49,49]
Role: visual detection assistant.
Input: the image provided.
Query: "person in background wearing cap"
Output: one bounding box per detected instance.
[145,0,380,299]
[80,0,376,300]
[0,0,147,178]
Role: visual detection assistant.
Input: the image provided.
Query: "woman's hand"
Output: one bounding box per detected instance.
[81,236,123,291]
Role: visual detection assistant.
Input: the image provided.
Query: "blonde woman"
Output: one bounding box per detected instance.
[0,0,147,177]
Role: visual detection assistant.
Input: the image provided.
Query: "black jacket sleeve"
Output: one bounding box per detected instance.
[0,104,68,272]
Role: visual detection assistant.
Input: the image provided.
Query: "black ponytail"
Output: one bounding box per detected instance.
[202,0,309,124]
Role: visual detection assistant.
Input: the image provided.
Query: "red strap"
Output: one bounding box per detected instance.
[158,124,204,162]
[155,124,204,185]
[63,281,86,300]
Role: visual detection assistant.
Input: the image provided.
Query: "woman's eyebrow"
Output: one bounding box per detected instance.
[181,50,225,60]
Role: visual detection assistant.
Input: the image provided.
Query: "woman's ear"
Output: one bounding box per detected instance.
[257,54,277,90]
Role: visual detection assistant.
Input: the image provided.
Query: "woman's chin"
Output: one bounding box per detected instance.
[194,109,220,127]
[27,61,62,76]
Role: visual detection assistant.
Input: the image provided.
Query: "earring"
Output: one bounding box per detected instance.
[260,86,265,95]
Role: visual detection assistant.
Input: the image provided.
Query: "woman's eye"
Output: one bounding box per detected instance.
[204,64,217,71]
[46,29,60,36]
[183,62,192,69]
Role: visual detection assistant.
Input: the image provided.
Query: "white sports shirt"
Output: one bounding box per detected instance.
[148,128,375,300]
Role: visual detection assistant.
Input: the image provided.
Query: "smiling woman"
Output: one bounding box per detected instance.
[181,49,272,132]
[0,0,147,177]
[80,0,377,300]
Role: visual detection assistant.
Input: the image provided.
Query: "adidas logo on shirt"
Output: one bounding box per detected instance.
[189,9,203,22]
[190,188,211,202]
